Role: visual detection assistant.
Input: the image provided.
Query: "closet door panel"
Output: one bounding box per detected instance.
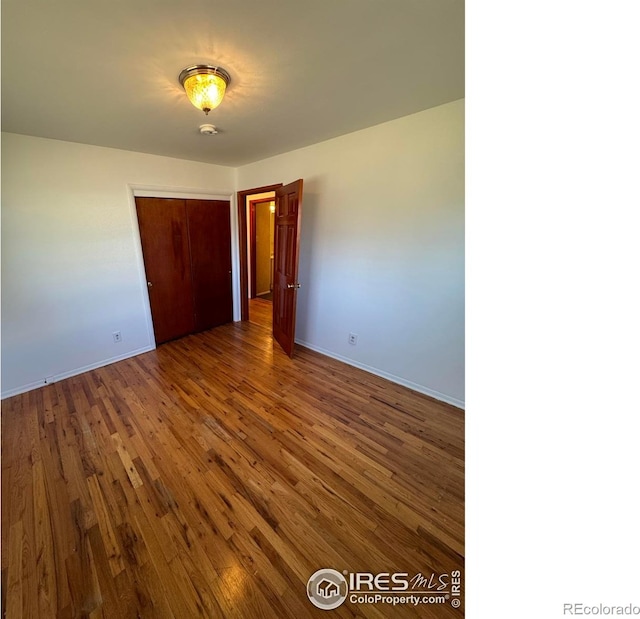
[135,198,195,344]
[186,200,233,331]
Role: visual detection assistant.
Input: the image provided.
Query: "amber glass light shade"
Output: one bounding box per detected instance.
[179,66,230,115]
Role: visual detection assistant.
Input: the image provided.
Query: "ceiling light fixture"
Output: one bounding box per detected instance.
[179,65,231,115]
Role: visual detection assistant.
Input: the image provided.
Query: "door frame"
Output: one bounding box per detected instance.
[236,184,283,320]
[127,185,234,348]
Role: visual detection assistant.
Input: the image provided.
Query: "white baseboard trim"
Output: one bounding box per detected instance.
[1,345,155,400]
[2,339,465,410]
[295,339,465,410]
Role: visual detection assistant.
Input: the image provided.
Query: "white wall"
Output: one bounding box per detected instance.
[238,100,465,406]
[1,133,235,397]
[2,100,464,405]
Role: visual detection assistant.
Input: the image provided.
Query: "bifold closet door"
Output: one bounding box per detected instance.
[135,197,196,344]
[136,197,233,345]
[186,200,232,331]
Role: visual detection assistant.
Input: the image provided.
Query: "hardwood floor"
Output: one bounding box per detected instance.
[249,297,273,330]
[1,319,464,618]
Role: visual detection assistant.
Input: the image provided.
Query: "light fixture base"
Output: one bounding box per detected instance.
[178,65,231,87]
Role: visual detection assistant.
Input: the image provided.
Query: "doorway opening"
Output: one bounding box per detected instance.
[248,194,275,329]
[237,180,303,357]
[237,184,282,327]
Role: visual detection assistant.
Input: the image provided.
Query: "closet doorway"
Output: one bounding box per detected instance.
[135,197,232,344]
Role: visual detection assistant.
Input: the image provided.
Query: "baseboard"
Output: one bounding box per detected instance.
[1,345,155,400]
[2,339,465,410]
[294,339,465,410]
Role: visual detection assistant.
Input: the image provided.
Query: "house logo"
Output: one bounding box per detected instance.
[307,568,348,610]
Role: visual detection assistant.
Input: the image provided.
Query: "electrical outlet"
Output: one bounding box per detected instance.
[348,333,358,345]
[113,331,122,343]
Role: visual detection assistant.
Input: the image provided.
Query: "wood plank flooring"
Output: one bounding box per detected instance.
[249,297,273,329]
[1,312,464,618]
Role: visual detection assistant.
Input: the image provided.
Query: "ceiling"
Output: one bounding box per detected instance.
[1,0,464,167]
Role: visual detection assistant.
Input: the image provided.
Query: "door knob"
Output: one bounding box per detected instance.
[287,283,301,289]
[147,281,153,287]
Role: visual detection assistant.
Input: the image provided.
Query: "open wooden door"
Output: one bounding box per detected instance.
[272,179,303,357]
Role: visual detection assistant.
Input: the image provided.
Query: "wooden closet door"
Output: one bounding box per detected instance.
[135,198,195,344]
[186,200,232,331]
